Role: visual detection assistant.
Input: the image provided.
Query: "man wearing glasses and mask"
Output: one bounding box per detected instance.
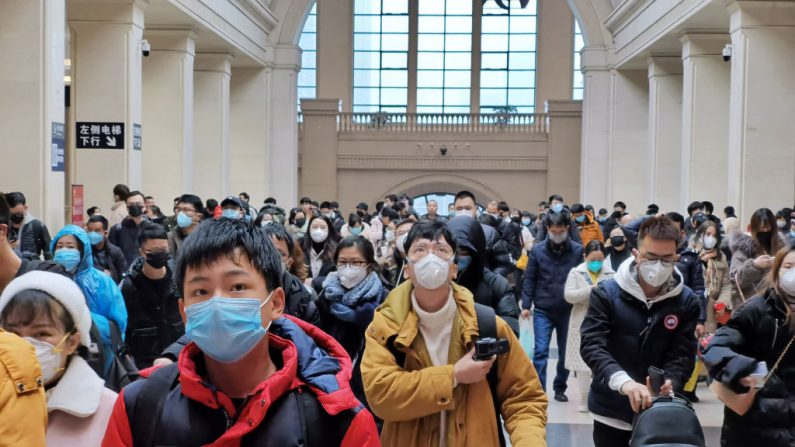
[361,220,547,447]
[580,215,700,447]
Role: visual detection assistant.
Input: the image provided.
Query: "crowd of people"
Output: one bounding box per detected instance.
[0,183,794,446]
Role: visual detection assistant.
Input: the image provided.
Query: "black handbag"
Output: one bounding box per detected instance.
[630,395,706,447]
[105,321,140,392]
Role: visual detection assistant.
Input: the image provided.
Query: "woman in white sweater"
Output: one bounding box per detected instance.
[564,240,615,412]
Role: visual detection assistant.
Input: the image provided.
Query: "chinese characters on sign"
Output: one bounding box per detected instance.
[51,122,65,172]
[133,124,142,151]
[76,122,124,149]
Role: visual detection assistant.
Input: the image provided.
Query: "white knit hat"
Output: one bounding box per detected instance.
[0,271,92,347]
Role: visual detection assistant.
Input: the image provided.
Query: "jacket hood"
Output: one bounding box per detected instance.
[613,256,684,305]
[446,216,486,289]
[574,260,615,276]
[51,225,94,272]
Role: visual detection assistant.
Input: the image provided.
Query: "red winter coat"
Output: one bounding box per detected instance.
[102,315,380,447]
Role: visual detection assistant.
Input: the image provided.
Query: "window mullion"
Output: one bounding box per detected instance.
[471,0,482,113]
[407,0,419,113]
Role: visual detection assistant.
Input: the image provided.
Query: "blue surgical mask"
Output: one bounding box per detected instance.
[177,212,193,229]
[551,203,564,214]
[448,211,456,218]
[521,218,532,226]
[587,260,603,274]
[457,255,472,273]
[185,293,273,363]
[222,209,240,220]
[87,231,104,246]
[53,248,81,271]
[791,230,795,239]
[350,226,363,235]
[575,215,586,223]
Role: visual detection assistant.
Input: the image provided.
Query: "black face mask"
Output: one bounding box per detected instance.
[9,213,24,224]
[356,210,365,217]
[128,204,144,217]
[610,235,626,247]
[294,219,306,228]
[145,250,171,269]
[757,231,773,249]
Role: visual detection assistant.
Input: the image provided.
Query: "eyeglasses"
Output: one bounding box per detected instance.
[337,261,368,269]
[407,242,455,261]
[176,207,197,214]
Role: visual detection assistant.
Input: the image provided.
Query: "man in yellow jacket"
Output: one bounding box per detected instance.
[0,329,47,446]
[362,221,547,447]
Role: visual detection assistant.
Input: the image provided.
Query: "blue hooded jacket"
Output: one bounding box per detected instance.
[51,225,128,354]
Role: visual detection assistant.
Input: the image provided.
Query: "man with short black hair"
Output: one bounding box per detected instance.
[219,196,246,220]
[4,192,52,260]
[724,206,736,219]
[613,201,627,214]
[86,214,127,283]
[104,219,379,446]
[420,199,446,222]
[167,194,204,258]
[299,196,313,217]
[571,203,604,248]
[580,215,700,446]
[384,194,398,209]
[109,190,149,269]
[521,211,583,402]
[533,194,582,244]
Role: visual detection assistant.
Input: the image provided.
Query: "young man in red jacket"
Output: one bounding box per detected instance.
[102,218,379,447]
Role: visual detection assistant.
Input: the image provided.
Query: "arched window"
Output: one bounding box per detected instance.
[353,0,539,113]
[297,4,317,110]
[573,20,584,100]
[412,193,483,216]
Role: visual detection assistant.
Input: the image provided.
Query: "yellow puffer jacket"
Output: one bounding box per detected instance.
[0,329,47,445]
[361,281,547,447]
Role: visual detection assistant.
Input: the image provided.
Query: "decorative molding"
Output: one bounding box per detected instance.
[334,155,548,171]
[605,0,649,33]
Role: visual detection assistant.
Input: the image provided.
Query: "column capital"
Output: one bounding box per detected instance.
[68,0,147,28]
[300,99,341,116]
[195,53,233,74]
[647,56,683,77]
[726,1,795,32]
[679,33,730,58]
[580,46,616,72]
[144,30,197,54]
[264,44,302,72]
[545,100,583,117]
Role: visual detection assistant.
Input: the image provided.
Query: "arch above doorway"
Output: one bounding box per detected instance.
[375,173,502,207]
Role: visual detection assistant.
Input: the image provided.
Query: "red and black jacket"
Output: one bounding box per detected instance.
[102,315,380,447]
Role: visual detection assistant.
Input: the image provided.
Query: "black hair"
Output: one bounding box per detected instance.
[549,194,564,203]
[665,212,686,230]
[454,190,476,204]
[0,289,89,360]
[497,201,510,213]
[0,193,10,226]
[538,201,547,207]
[613,201,626,210]
[288,208,305,225]
[335,236,379,273]
[385,194,398,203]
[300,196,312,205]
[149,205,165,218]
[87,214,109,231]
[348,213,362,227]
[330,201,340,209]
[584,240,605,256]
[570,203,585,214]
[4,192,25,208]
[585,204,595,213]
[145,196,154,201]
[375,201,384,213]
[380,206,398,221]
[264,197,277,205]
[724,206,735,217]
[113,184,130,201]
[302,215,339,264]
[639,215,681,244]
[205,199,218,214]
[176,218,283,296]
[311,201,319,207]
[702,201,714,214]
[695,220,722,250]
[239,192,250,201]
[521,211,532,218]
[598,208,608,216]
[546,211,570,227]
[178,194,205,215]
[138,222,168,246]
[687,201,704,216]
[404,220,457,255]
[87,206,100,217]
[261,223,295,259]
[127,190,145,202]
[320,201,332,210]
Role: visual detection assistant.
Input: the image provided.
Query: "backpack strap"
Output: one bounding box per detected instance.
[473,303,505,447]
[131,363,180,447]
[298,388,358,447]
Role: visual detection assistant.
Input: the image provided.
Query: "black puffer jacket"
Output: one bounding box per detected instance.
[580,260,700,425]
[120,257,184,369]
[702,289,795,447]
[109,216,147,269]
[482,223,515,278]
[678,242,706,322]
[448,216,520,335]
[282,270,321,327]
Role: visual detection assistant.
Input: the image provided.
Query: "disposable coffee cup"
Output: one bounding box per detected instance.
[750,361,768,389]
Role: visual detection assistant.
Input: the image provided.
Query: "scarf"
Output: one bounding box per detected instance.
[322,271,384,322]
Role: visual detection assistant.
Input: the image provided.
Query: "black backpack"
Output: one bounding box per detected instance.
[86,320,139,392]
[130,363,357,447]
[630,396,706,447]
[386,303,506,447]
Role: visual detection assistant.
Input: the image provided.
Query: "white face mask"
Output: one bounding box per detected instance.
[637,259,674,288]
[780,269,795,297]
[411,253,451,290]
[396,234,408,255]
[310,228,328,243]
[702,235,717,250]
[549,232,568,245]
[24,336,68,384]
[385,230,396,242]
[338,265,368,289]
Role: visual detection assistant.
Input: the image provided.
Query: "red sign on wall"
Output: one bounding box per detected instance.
[71,185,84,226]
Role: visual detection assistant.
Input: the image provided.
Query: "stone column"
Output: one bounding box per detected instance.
[230,67,269,203]
[316,0,353,112]
[726,1,795,220]
[578,47,612,208]
[68,0,145,216]
[299,99,340,201]
[646,57,683,212]
[680,33,731,212]
[268,45,301,206]
[0,0,66,229]
[546,100,583,202]
[193,53,232,201]
[142,30,195,203]
[536,0,575,106]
